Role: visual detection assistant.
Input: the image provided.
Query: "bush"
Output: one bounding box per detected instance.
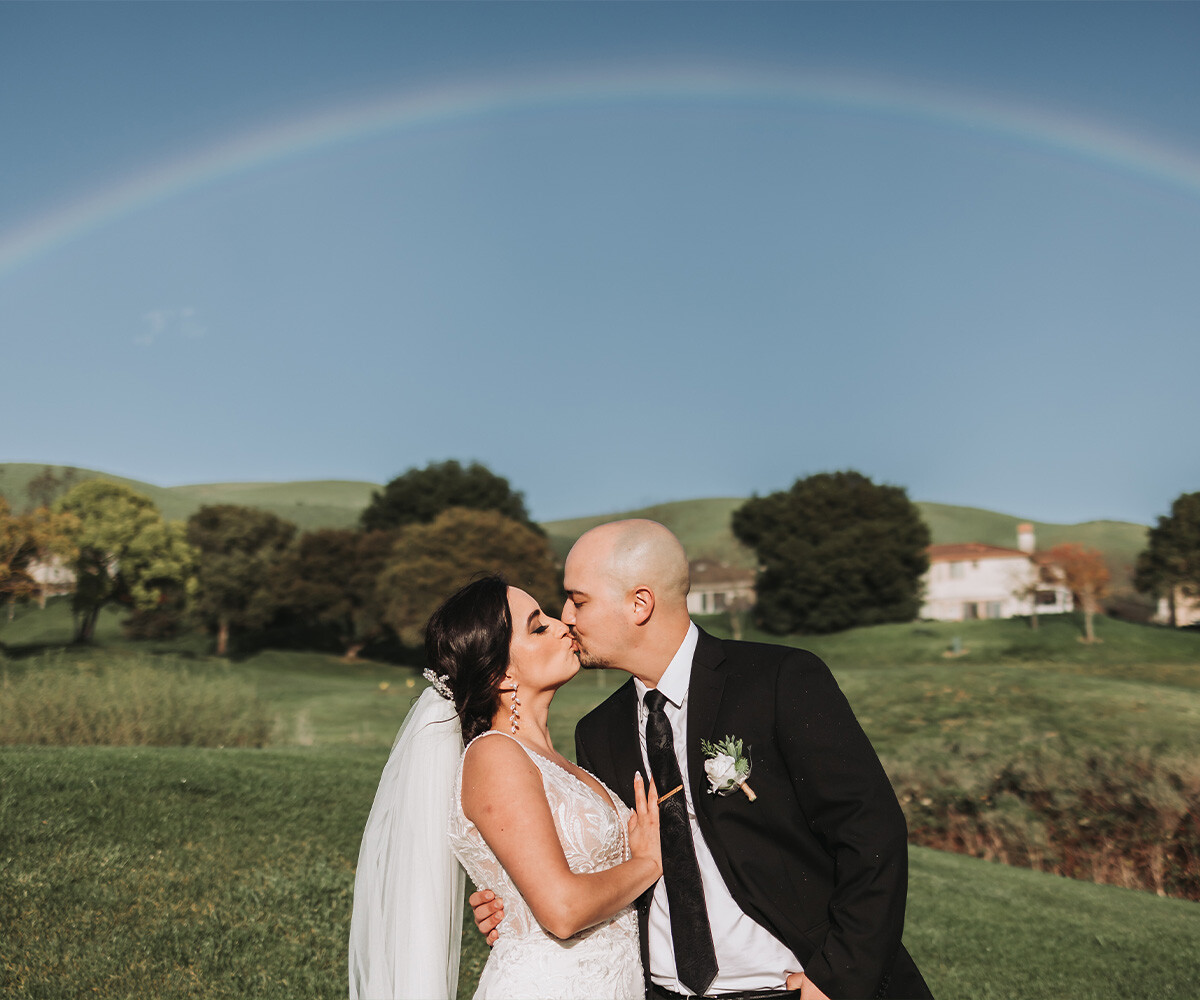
[0,654,272,747]
[888,744,1200,900]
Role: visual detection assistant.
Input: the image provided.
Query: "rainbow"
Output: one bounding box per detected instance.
[4,68,1200,280]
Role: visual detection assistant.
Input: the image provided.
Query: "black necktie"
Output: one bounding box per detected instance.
[643,688,719,996]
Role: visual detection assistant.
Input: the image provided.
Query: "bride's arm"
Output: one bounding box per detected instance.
[461,735,661,940]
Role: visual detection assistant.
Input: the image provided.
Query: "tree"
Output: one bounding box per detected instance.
[0,497,79,610]
[360,459,541,534]
[731,471,930,635]
[1135,492,1200,627]
[54,481,196,642]
[377,507,560,646]
[269,528,394,659]
[26,466,79,511]
[1049,543,1111,643]
[187,505,296,655]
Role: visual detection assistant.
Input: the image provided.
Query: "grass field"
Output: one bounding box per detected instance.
[3,601,1200,997]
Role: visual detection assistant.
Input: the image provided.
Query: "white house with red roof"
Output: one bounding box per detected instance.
[920,524,1073,621]
[687,560,755,616]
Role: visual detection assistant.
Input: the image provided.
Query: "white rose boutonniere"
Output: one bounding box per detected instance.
[700,735,756,801]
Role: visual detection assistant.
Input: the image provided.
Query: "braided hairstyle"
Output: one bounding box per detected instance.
[424,575,513,744]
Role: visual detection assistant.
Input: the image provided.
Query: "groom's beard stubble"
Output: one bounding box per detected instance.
[572,641,614,672]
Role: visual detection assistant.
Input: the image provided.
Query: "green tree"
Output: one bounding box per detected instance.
[54,481,196,642]
[269,528,394,659]
[1135,492,1200,626]
[360,459,541,534]
[731,470,931,635]
[186,505,296,656]
[378,507,560,646]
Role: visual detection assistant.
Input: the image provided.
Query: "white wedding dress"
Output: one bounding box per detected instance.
[448,731,644,1000]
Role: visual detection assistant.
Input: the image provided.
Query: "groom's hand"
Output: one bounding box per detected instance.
[469,889,506,946]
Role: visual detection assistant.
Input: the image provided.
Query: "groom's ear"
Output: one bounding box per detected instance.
[632,586,654,625]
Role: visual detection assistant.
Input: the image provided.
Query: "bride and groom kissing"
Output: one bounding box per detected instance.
[349,519,932,1000]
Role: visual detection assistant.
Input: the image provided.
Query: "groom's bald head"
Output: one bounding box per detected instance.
[570,519,690,607]
[562,519,692,682]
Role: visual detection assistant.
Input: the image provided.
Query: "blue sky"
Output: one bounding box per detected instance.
[2,2,1198,526]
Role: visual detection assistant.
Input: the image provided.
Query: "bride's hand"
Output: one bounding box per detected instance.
[627,773,661,876]
[785,972,830,999]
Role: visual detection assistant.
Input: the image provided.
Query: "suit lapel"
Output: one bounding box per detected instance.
[687,630,727,834]
[607,678,646,807]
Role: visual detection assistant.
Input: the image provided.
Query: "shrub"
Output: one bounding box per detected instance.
[888,744,1200,900]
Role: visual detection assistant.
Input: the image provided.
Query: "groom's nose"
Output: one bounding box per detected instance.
[561,599,575,624]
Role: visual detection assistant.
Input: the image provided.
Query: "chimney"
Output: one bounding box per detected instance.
[1017,523,1035,553]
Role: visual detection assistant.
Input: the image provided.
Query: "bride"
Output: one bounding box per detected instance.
[348,575,661,1000]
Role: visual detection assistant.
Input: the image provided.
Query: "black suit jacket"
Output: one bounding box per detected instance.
[575,629,931,1000]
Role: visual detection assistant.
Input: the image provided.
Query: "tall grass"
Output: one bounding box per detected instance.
[0,653,271,747]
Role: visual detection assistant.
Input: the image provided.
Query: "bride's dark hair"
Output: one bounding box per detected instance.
[424,575,513,744]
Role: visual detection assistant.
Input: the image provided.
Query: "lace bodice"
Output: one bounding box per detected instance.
[448,731,644,999]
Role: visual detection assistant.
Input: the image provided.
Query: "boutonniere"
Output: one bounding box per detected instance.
[700,736,756,801]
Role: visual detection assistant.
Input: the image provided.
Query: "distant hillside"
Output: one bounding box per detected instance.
[544,498,756,566]
[0,463,377,531]
[545,499,1150,595]
[1,463,1150,590]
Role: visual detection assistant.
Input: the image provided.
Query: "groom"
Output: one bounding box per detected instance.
[472,519,932,1000]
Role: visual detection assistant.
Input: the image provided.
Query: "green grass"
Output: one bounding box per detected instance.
[2,745,1198,999]
[3,603,1200,997]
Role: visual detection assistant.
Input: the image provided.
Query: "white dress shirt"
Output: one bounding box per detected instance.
[633,623,803,995]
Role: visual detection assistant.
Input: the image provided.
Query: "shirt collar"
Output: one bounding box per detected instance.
[634,621,698,710]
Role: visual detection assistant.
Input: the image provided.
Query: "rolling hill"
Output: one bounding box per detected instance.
[1,462,1150,589]
[0,462,377,530]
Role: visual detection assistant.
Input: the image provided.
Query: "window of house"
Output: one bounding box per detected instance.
[986,601,1004,619]
[949,562,965,579]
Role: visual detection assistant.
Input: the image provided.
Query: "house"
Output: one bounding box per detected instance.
[687,560,755,616]
[25,555,76,605]
[1153,587,1200,628]
[920,523,1073,621]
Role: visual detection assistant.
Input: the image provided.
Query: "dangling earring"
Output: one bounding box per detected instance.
[509,680,521,734]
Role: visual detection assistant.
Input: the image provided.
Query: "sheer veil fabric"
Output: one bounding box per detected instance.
[349,687,465,1000]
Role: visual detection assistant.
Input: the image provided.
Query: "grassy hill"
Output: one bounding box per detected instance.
[0,462,377,530]
[544,497,1151,593]
[1,463,1152,588]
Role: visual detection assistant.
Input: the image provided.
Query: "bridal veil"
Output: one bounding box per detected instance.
[349,686,465,1000]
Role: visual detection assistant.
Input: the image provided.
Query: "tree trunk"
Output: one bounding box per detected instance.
[216,617,230,656]
[75,605,99,643]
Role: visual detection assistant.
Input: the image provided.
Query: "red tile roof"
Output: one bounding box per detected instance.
[927,542,1031,562]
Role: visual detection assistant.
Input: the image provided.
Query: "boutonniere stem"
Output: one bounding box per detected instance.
[700,736,756,801]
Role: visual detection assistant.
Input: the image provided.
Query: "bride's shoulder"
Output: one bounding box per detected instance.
[462,731,537,778]
[460,732,544,820]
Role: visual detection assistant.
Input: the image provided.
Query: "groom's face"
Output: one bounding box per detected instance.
[562,545,628,671]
